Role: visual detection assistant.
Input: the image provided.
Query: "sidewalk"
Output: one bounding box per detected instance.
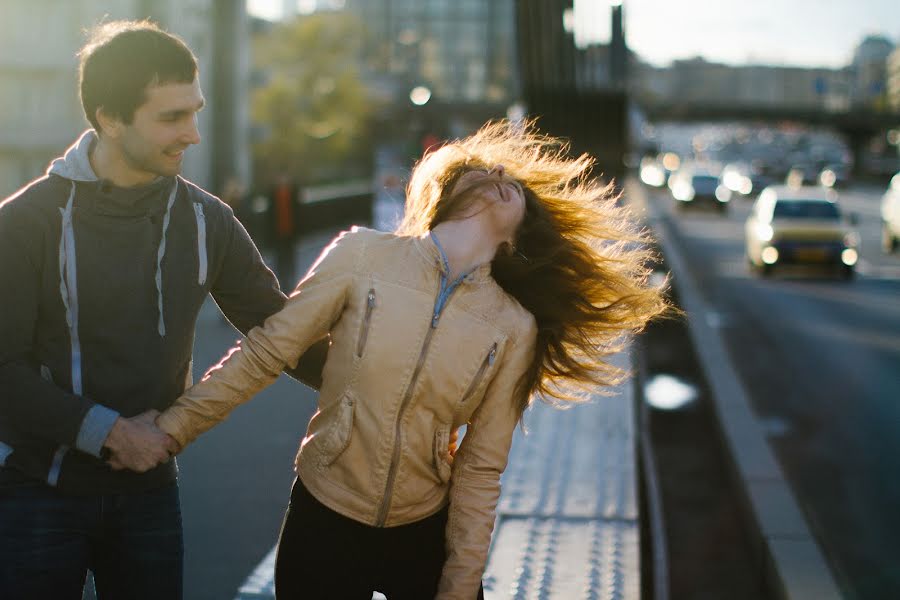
[235,355,641,600]
[483,353,640,599]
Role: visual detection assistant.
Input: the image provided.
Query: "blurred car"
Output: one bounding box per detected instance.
[722,163,753,196]
[669,169,731,213]
[819,164,850,189]
[882,172,900,253]
[786,164,820,187]
[639,156,668,187]
[745,186,858,278]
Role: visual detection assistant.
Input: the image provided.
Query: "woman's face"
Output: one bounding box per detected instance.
[450,164,526,239]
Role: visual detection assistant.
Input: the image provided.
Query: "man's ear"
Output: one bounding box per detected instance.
[95,107,123,139]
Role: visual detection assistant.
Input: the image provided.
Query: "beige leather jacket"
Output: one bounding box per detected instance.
[157,227,536,598]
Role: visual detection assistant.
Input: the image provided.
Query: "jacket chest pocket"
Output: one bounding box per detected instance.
[356,288,376,358]
[454,342,498,416]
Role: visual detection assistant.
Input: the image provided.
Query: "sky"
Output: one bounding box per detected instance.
[249,0,899,68]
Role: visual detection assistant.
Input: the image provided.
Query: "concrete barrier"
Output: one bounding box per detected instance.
[298,181,373,235]
[631,179,844,600]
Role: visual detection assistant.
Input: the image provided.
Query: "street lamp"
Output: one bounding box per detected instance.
[409,86,432,106]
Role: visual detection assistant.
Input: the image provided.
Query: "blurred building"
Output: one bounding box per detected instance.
[0,0,250,198]
[885,46,900,112]
[281,0,346,17]
[633,58,852,112]
[850,35,895,109]
[516,0,575,93]
[343,0,517,106]
[573,10,639,92]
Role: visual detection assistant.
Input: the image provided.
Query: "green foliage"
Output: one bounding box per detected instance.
[252,13,376,186]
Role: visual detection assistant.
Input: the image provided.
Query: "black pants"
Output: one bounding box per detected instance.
[275,479,485,599]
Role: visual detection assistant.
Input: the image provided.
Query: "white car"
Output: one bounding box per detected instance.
[881,172,900,253]
[745,186,858,278]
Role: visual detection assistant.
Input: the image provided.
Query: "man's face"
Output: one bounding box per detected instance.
[117,79,205,180]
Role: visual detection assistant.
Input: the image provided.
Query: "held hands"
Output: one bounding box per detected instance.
[102,410,182,473]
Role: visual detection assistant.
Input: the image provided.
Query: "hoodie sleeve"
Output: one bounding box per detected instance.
[0,195,118,458]
[210,209,285,335]
[208,208,328,389]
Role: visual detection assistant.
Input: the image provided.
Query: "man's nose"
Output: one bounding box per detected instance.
[183,115,201,145]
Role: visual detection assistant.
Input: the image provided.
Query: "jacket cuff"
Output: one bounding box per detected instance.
[75,404,120,458]
[155,411,191,449]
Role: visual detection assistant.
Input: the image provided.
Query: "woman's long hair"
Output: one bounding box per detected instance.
[397,120,669,417]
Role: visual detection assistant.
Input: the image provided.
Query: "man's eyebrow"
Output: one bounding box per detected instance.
[159,99,205,117]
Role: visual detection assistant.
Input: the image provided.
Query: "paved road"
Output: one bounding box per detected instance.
[638,183,900,599]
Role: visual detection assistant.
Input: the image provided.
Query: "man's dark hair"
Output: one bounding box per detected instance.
[78,20,198,133]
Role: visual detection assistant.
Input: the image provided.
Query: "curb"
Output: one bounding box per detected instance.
[633,180,844,600]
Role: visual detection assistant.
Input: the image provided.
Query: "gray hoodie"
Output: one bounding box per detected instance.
[0,131,287,493]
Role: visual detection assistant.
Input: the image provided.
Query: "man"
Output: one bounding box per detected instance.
[0,20,321,599]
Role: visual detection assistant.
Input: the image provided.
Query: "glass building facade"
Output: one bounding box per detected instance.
[345,0,517,104]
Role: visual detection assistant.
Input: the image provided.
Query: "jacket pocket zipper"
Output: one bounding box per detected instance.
[457,343,498,409]
[356,288,376,357]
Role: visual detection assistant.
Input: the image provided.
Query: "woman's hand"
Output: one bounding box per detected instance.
[103,410,181,472]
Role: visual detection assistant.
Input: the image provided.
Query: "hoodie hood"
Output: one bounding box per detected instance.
[47,130,99,182]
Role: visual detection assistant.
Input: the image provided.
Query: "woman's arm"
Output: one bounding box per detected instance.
[436,318,537,599]
[156,229,363,448]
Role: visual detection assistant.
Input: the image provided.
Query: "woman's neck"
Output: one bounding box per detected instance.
[430,219,503,281]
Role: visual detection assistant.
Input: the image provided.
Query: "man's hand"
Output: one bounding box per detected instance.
[103,410,181,473]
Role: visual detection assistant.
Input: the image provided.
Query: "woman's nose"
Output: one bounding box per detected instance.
[489,164,505,179]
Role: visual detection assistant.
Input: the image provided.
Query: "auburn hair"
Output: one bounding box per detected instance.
[397,120,669,416]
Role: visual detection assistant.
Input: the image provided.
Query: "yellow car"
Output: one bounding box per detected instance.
[745,186,859,278]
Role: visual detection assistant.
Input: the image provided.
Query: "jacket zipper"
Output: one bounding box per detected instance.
[375,281,461,526]
[356,288,376,357]
[456,343,497,410]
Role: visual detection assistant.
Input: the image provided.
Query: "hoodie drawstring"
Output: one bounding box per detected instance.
[51,183,82,485]
[193,201,207,286]
[155,181,179,336]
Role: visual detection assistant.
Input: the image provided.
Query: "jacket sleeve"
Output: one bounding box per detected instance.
[209,209,328,390]
[156,228,362,448]
[436,318,537,599]
[0,197,119,458]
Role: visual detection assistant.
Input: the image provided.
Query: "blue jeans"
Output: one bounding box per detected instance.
[0,479,183,600]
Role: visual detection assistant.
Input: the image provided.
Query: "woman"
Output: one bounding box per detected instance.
[155,121,667,599]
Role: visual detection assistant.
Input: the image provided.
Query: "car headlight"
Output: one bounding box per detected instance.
[673,183,694,201]
[757,224,774,242]
[715,185,731,202]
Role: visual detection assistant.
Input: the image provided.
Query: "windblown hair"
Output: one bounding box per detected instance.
[78,20,197,133]
[397,120,669,416]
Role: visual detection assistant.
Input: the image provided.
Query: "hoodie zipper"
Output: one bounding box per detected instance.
[375,280,463,526]
[356,289,376,357]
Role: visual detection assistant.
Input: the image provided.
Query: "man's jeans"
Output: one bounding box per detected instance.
[0,479,183,600]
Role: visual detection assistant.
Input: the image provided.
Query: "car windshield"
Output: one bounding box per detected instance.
[691,175,718,192]
[773,200,840,219]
